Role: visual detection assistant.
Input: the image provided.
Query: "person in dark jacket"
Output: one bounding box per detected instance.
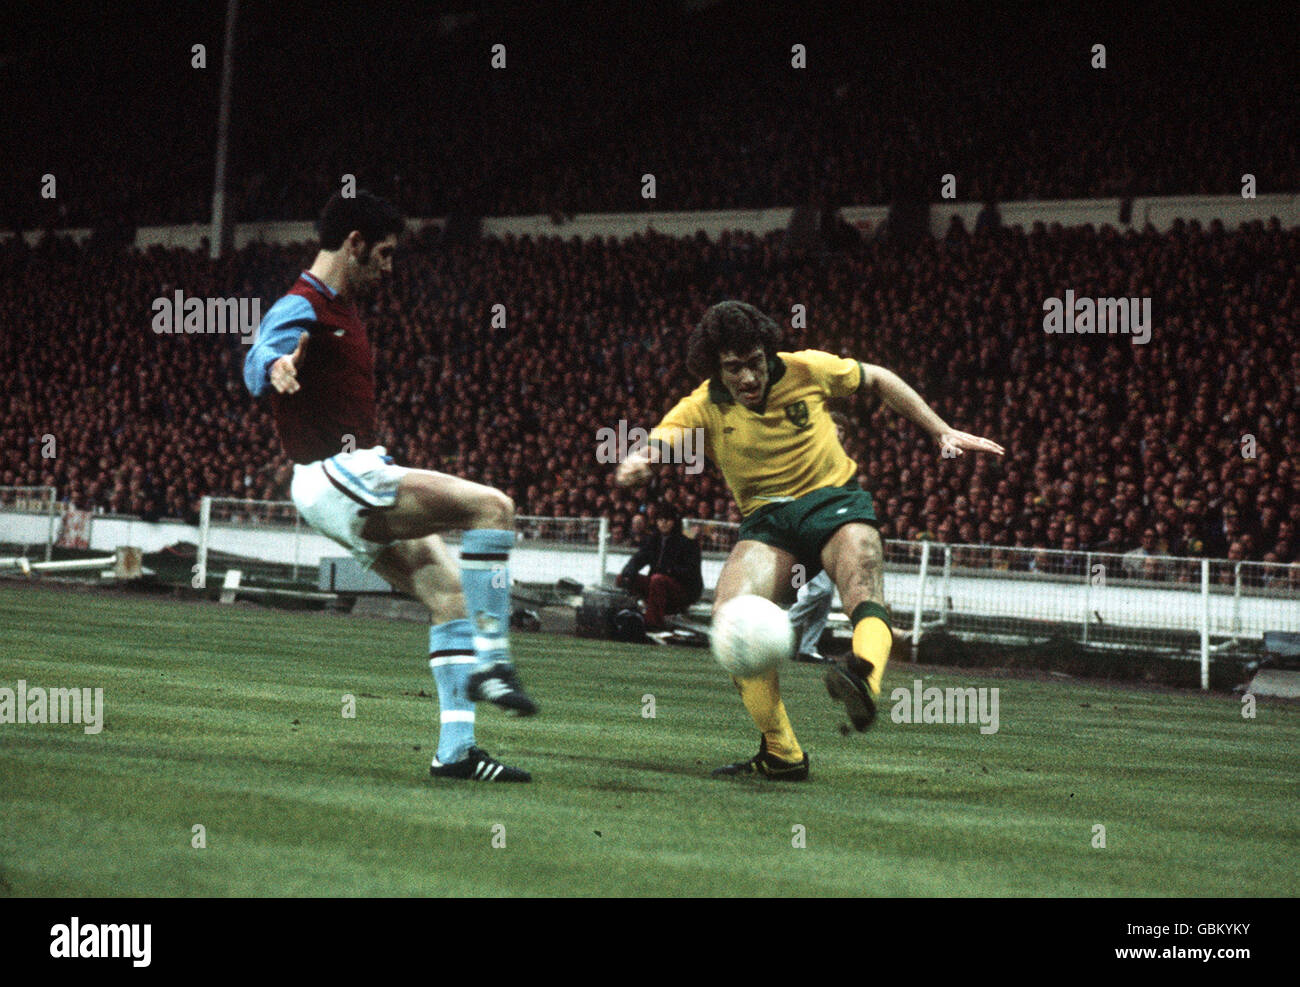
[617,505,704,629]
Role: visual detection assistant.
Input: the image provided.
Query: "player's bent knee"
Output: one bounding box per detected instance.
[471,488,514,529]
[497,491,516,524]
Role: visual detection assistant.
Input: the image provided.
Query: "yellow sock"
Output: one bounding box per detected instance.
[733,668,803,762]
[851,612,892,697]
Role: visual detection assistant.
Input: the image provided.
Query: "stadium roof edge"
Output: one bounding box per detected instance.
[2,193,1295,250]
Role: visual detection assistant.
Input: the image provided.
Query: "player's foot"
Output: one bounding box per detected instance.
[824,656,877,731]
[794,650,832,664]
[430,746,531,783]
[468,661,539,716]
[711,736,809,781]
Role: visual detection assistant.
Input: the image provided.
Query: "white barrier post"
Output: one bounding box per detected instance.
[197,496,211,590]
[939,545,952,627]
[292,511,301,583]
[1200,558,1210,691]
[1082,552,1092,644]
[911,539,930,660]
[45,488,56,562]
[1231,562,1241,634]
[597,516,609,586]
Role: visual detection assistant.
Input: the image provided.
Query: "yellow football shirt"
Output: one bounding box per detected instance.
[648,350,863,517]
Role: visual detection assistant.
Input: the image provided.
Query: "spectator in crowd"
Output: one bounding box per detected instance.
[616,504,703,630]
[1095,525,1127,555]
[1027,549,1053,575]
[1176,518,1206,558]
[626,512,647,546]
[1123,529,1159,578]
[1059,534,1087,577]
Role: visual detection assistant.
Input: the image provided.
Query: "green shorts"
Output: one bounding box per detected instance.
[738,482,881,577]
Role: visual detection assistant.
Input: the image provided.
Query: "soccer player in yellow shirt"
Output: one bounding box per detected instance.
[615,301,1004,779]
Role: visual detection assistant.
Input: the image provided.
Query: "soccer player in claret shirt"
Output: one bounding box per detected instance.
[616,301,1004,780]
[244,190,536,783]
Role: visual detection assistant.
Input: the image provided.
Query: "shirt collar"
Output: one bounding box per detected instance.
[301,271,337,299]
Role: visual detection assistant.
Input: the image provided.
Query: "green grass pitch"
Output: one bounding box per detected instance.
[1,584,1295,897]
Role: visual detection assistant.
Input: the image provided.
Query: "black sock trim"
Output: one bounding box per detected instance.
[430,649,476,658]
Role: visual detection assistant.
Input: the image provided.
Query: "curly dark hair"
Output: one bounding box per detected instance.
[686,300,783,379]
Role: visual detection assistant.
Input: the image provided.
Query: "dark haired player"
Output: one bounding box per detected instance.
[244,191,535,783]
[617,300,1003,779]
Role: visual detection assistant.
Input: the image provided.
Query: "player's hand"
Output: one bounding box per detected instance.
[270,332,309,394]
[615,450,653,488]
[937,428,1005,458]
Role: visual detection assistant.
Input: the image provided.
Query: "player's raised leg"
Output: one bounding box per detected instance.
[363,469,536,715]
[710,540,809,780]
[821,522,891,731]
[371,535,530,782]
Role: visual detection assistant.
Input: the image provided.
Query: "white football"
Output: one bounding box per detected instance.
[710,594,795,678]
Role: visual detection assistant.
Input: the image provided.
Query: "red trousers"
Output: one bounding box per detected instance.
[619,573,692,629]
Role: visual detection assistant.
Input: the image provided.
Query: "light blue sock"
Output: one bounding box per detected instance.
[460,528,515,667]
[429,619,476,764]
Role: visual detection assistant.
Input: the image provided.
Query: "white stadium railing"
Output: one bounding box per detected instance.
[5,494,1292,691]
[0,486,58,563]
[196,497,312,588]
[683,523,1298,687]
[193,500,1296,686]
[195,499,613,591]
[513,516,609,586]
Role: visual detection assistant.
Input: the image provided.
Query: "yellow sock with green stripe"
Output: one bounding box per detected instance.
[733,668,803,762]
[850,601,892,697]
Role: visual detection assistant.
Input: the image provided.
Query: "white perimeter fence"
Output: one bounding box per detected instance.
[4,496,1295,690]
[0,486,57,562]
[194,501,1300,690]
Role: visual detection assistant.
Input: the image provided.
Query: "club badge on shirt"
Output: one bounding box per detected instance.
[784,400,811,430]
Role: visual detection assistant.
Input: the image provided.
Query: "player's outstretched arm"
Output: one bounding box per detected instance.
[268,333,309,394]
[935,427,1006,457]
[860,362,1005,457]
[243,295,316,397]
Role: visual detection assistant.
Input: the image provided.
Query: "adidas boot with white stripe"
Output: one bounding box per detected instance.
[430,746,532,783]
[467,662,539,716]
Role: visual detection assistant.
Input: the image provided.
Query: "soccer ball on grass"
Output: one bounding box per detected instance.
[710,594,794,678]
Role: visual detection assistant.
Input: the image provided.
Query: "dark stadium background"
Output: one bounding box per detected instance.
[0,0,1296,921]
[2,0,1296,575]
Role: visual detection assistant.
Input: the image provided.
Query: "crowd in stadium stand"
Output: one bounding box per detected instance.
[2,216,1296,585]
[4,4,1297,231]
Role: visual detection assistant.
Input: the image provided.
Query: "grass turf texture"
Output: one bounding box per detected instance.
[1,584,1295,897]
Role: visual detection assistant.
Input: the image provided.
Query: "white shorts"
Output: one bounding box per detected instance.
[291,446,410,565]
